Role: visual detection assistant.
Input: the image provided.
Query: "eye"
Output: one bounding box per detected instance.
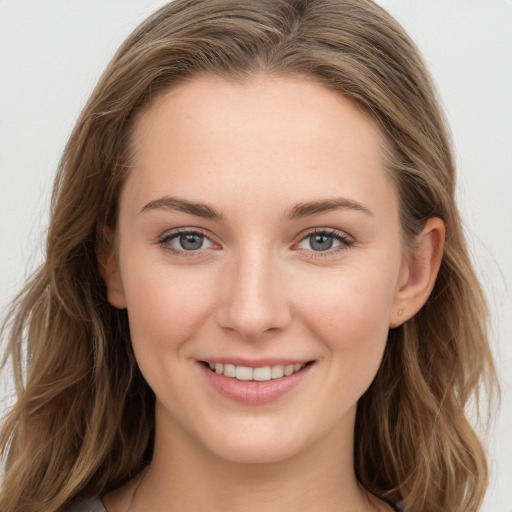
[159,229,217,255]
[296,229,353,254]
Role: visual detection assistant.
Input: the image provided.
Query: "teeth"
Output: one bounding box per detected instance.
[206,362,306,381]
[271,365,284,379]
[223,363,236,378]
[253,366,271,381]
[235,366,253,380]
[284,364,294,376]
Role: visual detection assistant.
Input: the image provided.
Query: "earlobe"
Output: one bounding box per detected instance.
[96,227,127,309]
[389,217,445,328]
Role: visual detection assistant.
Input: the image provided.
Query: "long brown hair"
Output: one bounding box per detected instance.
[0,1,498,510]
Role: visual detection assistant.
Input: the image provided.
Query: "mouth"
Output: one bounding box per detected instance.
[200,360,314,382]
[198,359,316,404]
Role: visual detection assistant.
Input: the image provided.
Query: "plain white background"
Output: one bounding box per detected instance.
[0,1,510,510]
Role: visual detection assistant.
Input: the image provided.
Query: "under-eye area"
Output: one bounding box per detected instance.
[201,361,316,381]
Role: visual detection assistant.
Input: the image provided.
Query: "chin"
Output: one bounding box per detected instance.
[193,417,316,465]
[207,438,303,465]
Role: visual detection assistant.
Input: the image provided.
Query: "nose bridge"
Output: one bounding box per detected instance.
[216,241,290,339]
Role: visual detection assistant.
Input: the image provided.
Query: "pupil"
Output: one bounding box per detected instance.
[310,234,333,251]
[180,233,203,250]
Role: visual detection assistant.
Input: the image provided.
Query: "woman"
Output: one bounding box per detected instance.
[0,1,498,511]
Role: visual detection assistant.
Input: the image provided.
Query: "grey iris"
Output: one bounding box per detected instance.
[310,234,333,251]
[179,233,204,250]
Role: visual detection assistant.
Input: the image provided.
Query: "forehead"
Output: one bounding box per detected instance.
[124,74,397,222]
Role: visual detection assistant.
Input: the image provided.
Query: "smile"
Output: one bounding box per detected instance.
[199,360,315,405]
[205,362,306,381]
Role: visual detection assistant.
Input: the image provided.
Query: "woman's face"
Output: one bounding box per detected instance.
[107,75,410,463]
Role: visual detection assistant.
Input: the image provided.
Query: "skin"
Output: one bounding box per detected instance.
[101,75,444,512]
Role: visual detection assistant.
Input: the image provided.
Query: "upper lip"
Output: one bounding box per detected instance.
[198,357,314,368]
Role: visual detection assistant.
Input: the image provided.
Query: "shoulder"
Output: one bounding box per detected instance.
[67,497,106,512]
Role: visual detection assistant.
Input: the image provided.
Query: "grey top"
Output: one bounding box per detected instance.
[68,496,403,511]
[68,497,106,512]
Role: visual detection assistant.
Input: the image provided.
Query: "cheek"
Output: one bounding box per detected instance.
[299,266,396,338]
[294,265,398,388]
[121,261,216,358]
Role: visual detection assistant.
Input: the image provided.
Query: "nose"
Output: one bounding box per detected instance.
[215,245,292,340]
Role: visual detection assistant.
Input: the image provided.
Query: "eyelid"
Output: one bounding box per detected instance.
[293,227,354,257]
[157,227,220,257]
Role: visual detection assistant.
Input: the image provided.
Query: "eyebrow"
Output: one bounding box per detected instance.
[140,195,224,220]
[140,195,373,220]
[284,197,373,219]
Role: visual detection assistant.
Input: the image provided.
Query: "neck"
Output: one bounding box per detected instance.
[131,403,375,512]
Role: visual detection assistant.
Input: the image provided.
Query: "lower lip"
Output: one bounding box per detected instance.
[199,362,314,405]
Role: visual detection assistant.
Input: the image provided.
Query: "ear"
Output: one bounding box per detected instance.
[96,226,127,309]
[389,217,445,328]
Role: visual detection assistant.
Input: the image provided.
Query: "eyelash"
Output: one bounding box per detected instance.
[295,228,354,258]
[158,228,217,257]
[157,227,354,258]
